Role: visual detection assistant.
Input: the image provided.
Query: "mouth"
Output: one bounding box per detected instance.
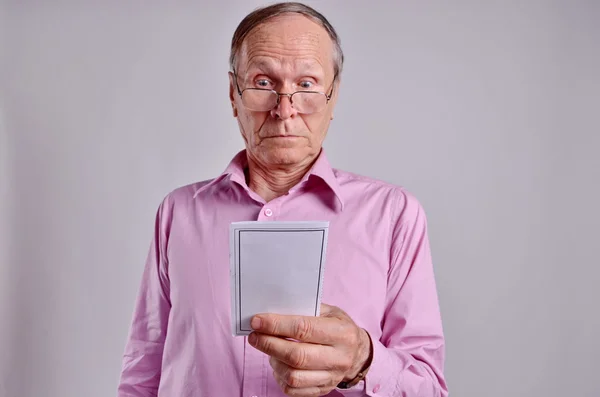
[265,135,302,139]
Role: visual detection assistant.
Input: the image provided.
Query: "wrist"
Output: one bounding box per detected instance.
[344,328,373,381]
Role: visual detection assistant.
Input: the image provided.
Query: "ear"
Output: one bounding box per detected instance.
[228,71,238,118]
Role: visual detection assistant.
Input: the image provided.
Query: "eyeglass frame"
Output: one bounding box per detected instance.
[232,69,337,113]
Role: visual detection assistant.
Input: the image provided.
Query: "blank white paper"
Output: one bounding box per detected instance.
[229,221,329,336]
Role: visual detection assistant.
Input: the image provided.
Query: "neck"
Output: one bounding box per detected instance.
[246,153,318,202]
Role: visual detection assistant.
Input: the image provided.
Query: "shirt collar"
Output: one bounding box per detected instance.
[194,149,345,211]
[304,148,345,210]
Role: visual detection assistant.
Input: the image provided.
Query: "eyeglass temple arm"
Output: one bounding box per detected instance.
[326,73,338,100]
[232,71,243,96]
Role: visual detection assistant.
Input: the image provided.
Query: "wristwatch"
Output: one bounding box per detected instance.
[337,330,374,389]
[336,365,370,389]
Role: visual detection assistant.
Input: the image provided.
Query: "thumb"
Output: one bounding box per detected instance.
[319,303,344,318]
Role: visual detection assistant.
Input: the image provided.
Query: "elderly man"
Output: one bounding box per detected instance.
[117,2,447,397]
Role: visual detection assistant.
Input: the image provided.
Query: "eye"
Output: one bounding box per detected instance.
[298,81,314,90]
[256,79,271,88]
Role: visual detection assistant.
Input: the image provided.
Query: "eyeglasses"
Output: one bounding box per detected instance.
[233,71,336,114]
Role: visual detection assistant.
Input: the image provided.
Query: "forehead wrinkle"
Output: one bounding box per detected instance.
[242,43,327,78]
[239,16,332,73]
[245,36,323,58]
[245,54,324,76]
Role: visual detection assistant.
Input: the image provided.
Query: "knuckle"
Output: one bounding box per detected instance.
[280,381,295,396]
[259,336,273,353]
[287,346,308,368]
[270,316,281,334]
[317,386,330,397]
[336,324,358,346]
[294,318,313,340]
[341,353,354,370]
[282,384,293,396]
[339,329,355,345]
[285,369,302,388]
[332,351,353,372]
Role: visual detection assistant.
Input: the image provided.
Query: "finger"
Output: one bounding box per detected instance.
[249,332,335,369]
[320,303,353,321]
[269,357,333,389]
[319,303,338,317]
[273,373,333,397]
[251,312,346,345]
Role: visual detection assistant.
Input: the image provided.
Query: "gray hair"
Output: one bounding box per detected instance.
[229,2,344,76]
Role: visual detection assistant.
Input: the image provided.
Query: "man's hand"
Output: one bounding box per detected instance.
[248,303,373,397]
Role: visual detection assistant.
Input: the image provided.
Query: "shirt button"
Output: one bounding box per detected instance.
[373,384,381,393]
[264,208,273,217]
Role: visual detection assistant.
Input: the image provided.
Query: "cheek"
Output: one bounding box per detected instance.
[304,115,330,141]
[240,111,268,138]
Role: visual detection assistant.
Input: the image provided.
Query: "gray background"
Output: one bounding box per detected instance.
[1,1,599,397]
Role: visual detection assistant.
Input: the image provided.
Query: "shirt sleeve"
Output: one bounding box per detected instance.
[117,198,172,397]
[338,189,448,396]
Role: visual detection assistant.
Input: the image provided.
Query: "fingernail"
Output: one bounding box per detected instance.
[251,316,262,330]
[248,332,257,345]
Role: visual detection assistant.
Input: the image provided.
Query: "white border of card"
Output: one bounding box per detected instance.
[229,221,329,336]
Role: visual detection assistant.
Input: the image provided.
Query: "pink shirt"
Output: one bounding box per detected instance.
[117,150,448,397]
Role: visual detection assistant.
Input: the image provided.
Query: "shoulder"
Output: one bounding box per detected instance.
[154,178,215,217]
[333,167,426,222]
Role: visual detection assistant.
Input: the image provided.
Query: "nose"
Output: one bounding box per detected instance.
[271,93,297,120]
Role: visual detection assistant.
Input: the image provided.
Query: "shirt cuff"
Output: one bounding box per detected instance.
[363,331,411,396]
[334,380,366,395]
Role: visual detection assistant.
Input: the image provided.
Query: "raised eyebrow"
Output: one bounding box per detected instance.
[245,58,324,74]
[295,60,325,77]
[242,63,325,86]
[244,58,278,75]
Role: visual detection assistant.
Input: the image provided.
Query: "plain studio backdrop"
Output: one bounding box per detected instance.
[1,1,599,396]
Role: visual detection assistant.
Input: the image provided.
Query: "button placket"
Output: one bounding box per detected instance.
[260,198,283,221]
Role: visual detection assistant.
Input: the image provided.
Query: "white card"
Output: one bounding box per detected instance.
[229,221,329,336]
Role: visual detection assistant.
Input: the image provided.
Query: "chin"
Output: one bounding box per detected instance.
[260,146,313,166]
